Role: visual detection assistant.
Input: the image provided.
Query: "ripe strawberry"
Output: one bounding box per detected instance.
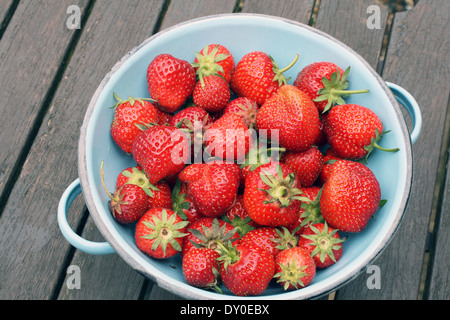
[274,246,316,290]
[243,162,303,227]
[110,93,158,154]
[182,247,221,292]
[281,146,324,187]
[192,44,235,84]
[147,53,196,113]
[217,242,275,296]
[148,181,173,209]
[181,217,239,257]
[287,186,324,236]
[318,147,343,185]
[135,208,189,259]
[132,125,189,184]
[203,113,251,162]
[178,162,240,217]
[155,108,173,125]
[323,104,399,161]
[231,51,299,105]
[100,162,149,224]
[320,160,381,232]
[222,97,259,129]
[169,106,213,130]
[256,85,320,152]
[222,194,259,237]
[298,222,345,269]
[293,62,369,113]
[193,75,231,113]
[172,179,203,223]
[240,226,298,260]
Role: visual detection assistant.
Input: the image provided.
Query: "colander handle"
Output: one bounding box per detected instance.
[58,178,115,255]
[386,82,422,145]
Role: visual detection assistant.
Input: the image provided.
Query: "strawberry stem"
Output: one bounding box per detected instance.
[100,161,116,202]
[278,54,299,74]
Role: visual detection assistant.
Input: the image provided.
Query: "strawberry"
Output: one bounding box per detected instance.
[323,104,399,161]
[222,97,259,129]
[147,53,196,113]
[193,75,231,113]
[192,44,235,84]
[274,246,316,290]
[169,105,213,130]
[287,186,324,236]
[100,162,149,224]
[298,222,345,269]
[135,208,189,259]
[155,108,173,125]
[181,217,239,257]
[110,93,158,154]
[203,112,252,162]
[178,162,240,217]
[217,242,275,296]
[131,125,189,184]
[240,226,298,260]
[256,85,320,152]
[171,179,203,223]
[222,194,259,237]
[281,146,324,187]
[318,147,343,185]
[231,51,299,105]
[243,162,303,227]
[319,160,381,232]
[293,62,369,113]
[182,247,221,292]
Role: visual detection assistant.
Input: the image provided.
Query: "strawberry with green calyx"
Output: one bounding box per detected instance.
[298,222,345,269]
[323,103,399,162]
[181,217,240,257]
[192,44,235,85]
[244,162,306,227]
[274,246,316,290]
[216,241,275,296]
[100,162,149,224]
[231,51,299,105]
[320,160,381,233]
[135,208,189,259]
[288,186,325,236]
[293,62,369,113]
[110,92,158,154]
[222,97,259,129]
[222,194,259,237]
[192,74,231,113]
[182,247,222,293]
[116,165,160,198]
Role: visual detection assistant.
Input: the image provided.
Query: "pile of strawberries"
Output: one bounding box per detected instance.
[101,44,399,296]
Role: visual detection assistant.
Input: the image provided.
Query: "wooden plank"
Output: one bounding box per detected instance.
[241,0,315,23]
[0,0,165,300]
[0,0,89,201]
[0,0,17,37]
[335,0,450,299]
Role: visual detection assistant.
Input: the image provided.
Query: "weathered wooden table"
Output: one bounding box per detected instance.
[0,0,448,300]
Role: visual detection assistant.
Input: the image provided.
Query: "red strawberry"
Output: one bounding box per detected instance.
[217,242,275,296]
[132,125,189,184]
[169,106,213,130]
[182,247,221,292]
[293,62,368,113]
[243,162,302,227]
[192,44,235,84]
[148,181,172,209]
[135,208,189,259]
[222,194,259,237]
[231,51,298,105]
[147,54,196,113]
[318,147,343,185]
[298,222,345,269]
[256,85,320,152]
[110,93,158,154]
[203,113,251,162]
[155,108,173,125]
[240,226,298,260]
[287,186,324,236]
[320,160,381,232]
[181,217,239,257]
[172,179,203,223]
[100,162,149,224]
[193,75,231,113]
[274,246,316,290]
[323,104,399,161]
[281,146,324,187]
[178,162,240,217]
[222,97,259,129]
